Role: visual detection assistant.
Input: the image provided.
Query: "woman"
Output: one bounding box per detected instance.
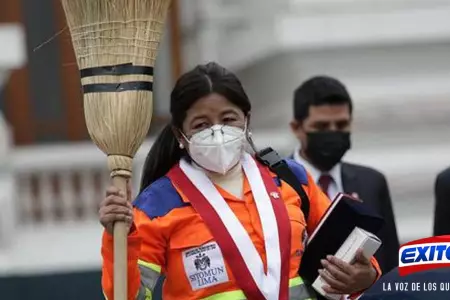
[100,62,380,300]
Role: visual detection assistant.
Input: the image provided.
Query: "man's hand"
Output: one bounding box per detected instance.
[319,249,377,295]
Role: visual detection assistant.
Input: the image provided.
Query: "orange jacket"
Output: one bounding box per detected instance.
[101,159,381,299]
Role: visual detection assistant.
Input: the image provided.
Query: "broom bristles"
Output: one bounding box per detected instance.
[62,0,170,68]
[61,0,172,177]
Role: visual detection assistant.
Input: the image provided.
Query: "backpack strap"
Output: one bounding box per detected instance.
[255,147,310,222]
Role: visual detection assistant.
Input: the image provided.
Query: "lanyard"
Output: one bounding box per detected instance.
[168,153,291,299]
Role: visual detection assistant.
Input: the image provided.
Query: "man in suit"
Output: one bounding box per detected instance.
[433,167,450,236]
[289,76,400,274]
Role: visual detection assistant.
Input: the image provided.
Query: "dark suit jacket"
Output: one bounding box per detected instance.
[288,155,399,273]
[433,167,450,236]
[340,162,400,274]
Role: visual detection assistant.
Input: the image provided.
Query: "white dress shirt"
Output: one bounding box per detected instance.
[293,145,344,200]
[294,146,350,300]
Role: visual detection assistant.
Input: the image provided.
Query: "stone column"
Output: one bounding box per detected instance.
[0,24,26,248]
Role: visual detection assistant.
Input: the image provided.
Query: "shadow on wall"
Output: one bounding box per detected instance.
[0,270,103,300]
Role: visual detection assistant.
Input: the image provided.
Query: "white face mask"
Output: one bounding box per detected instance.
[184,124,246,174]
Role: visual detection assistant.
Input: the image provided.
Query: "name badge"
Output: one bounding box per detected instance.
[182,241,229,290]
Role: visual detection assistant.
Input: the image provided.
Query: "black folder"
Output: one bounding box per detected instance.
[299,192,384,284]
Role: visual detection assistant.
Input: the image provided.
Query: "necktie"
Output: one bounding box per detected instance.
[318,174,333,199]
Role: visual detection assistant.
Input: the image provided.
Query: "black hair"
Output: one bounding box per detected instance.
[293,75,353,121]
[139,62,251,192]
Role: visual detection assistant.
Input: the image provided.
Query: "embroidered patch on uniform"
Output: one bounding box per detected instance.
[182,241,229,291]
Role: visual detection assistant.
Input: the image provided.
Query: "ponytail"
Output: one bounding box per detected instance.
[139,124,182,192]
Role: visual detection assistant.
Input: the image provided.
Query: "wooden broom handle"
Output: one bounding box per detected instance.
[112,175,128,300]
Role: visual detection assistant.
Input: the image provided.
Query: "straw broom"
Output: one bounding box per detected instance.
[61,1,172,299]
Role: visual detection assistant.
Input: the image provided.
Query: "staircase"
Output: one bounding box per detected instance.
[180,0,450,70]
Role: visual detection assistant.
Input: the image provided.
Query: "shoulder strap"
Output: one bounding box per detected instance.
[255,147,310,222]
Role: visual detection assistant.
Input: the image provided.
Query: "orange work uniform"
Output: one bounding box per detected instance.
[101,159,381,299]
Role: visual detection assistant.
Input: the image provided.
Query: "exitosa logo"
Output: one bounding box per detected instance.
[399,235,450,276]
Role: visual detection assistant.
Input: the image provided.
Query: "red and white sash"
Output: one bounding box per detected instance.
[167,153,291,299]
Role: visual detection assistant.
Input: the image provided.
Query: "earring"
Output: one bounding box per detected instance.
[179,143,184,149]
